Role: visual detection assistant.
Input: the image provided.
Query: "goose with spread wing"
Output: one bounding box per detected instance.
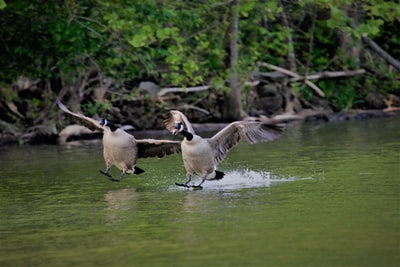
[57,99,181,182]
[164,110,284,189]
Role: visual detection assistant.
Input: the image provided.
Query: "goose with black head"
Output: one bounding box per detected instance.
[57,99,181,182]
[164,110,284,189]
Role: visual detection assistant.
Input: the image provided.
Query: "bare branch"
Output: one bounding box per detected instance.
[179,104,211,115]
[291,69,366,81]
[258,62,325,97]
[157,85,210,97]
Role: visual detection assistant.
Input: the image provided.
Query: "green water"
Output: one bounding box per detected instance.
[0,117,399,267]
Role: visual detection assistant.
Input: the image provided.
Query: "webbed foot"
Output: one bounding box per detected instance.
[190,185,203,190]
[175,183,203,190]
[99,170,112,178]
[175,182,190,188]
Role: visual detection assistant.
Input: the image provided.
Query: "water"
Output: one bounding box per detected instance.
[0,117,399,267]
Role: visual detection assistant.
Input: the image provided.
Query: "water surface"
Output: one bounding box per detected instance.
[0,116,399,266]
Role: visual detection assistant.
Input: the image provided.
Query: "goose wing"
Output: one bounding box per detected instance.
[136,139,182,158]
[207,121,283,165]
[163,110,196,134]
[56,99,103,131]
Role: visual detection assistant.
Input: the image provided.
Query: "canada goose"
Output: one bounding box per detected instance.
[56,99,181,182]
[164,110,283,189]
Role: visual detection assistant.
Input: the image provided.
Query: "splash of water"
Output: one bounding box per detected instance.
[173,169,311,191]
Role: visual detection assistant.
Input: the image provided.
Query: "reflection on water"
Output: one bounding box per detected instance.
[0,116,399,267]
[104,188,138,224]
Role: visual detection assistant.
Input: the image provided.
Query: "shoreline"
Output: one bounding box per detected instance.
[1,109,399,147]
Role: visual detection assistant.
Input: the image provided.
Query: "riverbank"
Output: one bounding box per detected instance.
[1,108,398,147]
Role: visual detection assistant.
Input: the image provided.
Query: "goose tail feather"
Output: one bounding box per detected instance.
[134,166,145,175]
[209,170,225,181]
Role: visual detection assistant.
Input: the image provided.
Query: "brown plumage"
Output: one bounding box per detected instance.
[57,99,181,182]
[164,110,283,189]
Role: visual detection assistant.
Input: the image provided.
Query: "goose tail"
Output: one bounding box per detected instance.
[126,166,144,174]
[209,170,225,181]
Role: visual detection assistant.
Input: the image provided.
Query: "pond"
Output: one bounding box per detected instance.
[0,116,399,267]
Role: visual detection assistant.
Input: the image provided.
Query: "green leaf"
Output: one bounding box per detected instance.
[0,0,6,9]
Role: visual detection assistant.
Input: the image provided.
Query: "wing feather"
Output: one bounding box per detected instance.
[136,139,182,158]
[208,122,283,165]
[56,98,103,131]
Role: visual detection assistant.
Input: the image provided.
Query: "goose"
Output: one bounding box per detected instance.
[56,99,181,182]
[164,110,284,189]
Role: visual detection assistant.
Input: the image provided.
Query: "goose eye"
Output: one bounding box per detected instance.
[99,118,106,126]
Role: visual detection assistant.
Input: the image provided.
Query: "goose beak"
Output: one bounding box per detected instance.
[172,127,179,135]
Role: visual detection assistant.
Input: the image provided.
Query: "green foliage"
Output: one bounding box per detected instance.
[0,0,107,83]
[316,78,362,110]
[0,0,398,115]
[0,0,6,9]
[82,100,112,117]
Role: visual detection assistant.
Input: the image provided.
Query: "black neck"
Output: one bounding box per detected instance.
[107,122,118,132]
[180,129,193,141]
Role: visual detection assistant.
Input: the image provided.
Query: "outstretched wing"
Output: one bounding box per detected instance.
[136,139,182,158]
[56,98,103,131]
[207,122,283,165]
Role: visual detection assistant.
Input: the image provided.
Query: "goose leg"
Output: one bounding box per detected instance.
[175,174,192,188]
[110,170,126,182]
[99,166,112,178]
[190,178,206,190]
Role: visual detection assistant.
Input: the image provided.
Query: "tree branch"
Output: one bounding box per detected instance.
[290,69,366,81]
[362,36,400,71]
[257,62,325,97]
[304,7,316,79]
[157,85,210,97]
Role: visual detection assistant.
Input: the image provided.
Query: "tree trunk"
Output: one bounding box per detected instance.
[337,3,361,68]
[279,0,297,72]
[222,0,243,121]
[277,0,298,114]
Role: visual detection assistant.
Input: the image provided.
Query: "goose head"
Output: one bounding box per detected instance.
[99,118,118,132]
[99,118,108,127]
[172,122,185,135]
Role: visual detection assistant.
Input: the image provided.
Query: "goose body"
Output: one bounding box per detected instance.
[102,128,138,175]
[181,135,216,178]
[57,99,181,182]
[164,110,283,188]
